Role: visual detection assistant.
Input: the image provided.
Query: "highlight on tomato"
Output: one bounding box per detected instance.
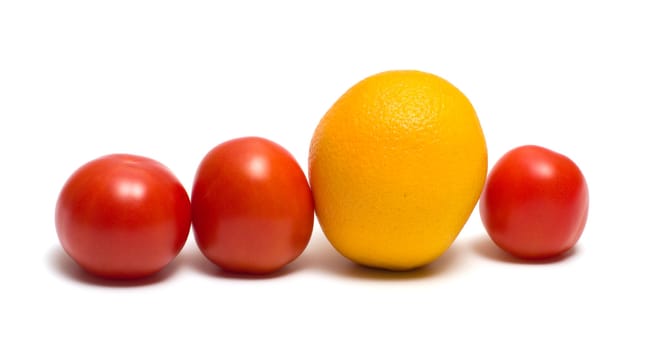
[480,145,589,259]
[191,136,314,275]
[55,154,191,279]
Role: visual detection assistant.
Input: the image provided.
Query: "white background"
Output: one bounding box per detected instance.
[1,1,662,349]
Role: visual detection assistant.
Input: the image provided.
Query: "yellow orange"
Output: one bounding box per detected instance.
[309,70,487,270]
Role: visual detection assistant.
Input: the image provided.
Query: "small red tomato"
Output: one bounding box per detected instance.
[191,137,314,274]
[480,145,589,259]
[55,154,191,279]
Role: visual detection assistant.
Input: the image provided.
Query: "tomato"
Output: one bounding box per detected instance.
[479,145,589,259]
[191,137,314,274]
[55,154,191,279]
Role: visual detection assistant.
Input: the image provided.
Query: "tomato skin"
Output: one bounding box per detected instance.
[55,154,191,279]
[480,145,589,259]
[191,137,314,274]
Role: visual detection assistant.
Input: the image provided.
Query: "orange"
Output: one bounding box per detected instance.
[308,70,487,270]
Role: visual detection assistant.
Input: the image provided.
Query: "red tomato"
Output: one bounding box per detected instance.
[191,137,314,274]
[480,145,589,259]
[55,154,191,279]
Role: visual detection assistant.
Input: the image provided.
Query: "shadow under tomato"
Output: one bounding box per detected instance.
[471,234,579,264]
[182,246,301,280]
[48,246,182,287]
[297,231,465,281]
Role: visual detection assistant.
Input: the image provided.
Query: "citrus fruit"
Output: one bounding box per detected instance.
[309,70,487,270]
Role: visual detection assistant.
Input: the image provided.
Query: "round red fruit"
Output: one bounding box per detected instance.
[480,145,589,259]
[55,154,191,279]
[191,137,314,274]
